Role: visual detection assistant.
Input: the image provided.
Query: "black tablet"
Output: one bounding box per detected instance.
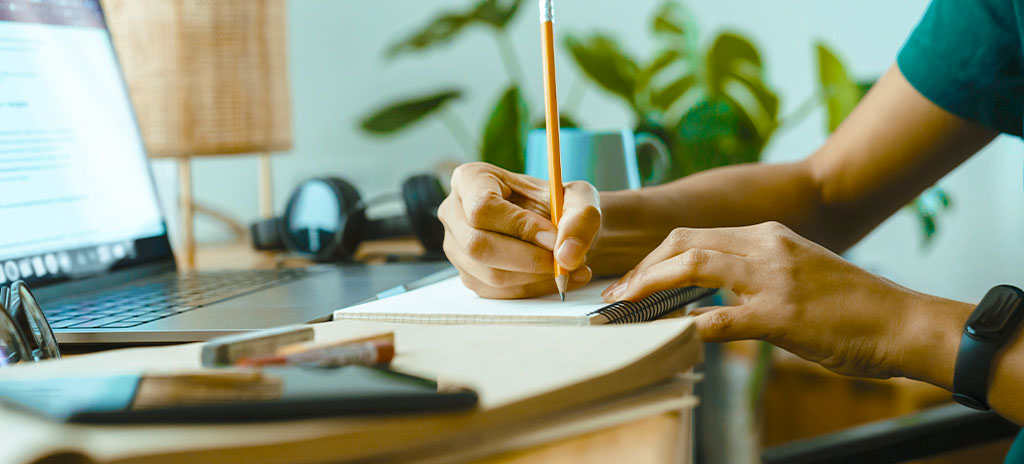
[0,365,478,424]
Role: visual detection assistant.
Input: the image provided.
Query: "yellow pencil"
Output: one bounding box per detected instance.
[539,0,567,301]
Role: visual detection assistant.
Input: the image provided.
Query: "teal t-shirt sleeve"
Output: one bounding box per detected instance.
[1007,430,1024,464]
[897,0,1024,136]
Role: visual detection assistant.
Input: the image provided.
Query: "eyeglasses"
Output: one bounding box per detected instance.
[0,281,60,366]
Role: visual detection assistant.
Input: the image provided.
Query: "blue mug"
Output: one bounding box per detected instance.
[524,129,670,191]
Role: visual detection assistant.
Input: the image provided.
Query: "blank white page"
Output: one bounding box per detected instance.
[333,276,619,326]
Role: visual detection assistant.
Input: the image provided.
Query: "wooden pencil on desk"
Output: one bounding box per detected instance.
[539,0,568,301]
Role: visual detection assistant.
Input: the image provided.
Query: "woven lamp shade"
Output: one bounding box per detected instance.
[101,0,293,157]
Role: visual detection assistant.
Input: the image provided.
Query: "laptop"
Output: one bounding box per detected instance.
[0,1,451,345]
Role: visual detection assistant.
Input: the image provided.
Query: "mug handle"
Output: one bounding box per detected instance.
[635,133,671,186]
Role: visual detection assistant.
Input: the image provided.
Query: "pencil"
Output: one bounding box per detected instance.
[539,0,568,301]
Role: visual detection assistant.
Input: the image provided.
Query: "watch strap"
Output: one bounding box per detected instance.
[952,332,998,410]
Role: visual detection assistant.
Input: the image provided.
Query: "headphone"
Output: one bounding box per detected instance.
[250,174,447,262]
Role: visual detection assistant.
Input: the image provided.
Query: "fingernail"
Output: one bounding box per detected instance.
[536,231,556,250]
[606,281,629,302]
[602,281,623,299]
[572,270,590,283]
[602,271,631,298]
[556,238,585,269]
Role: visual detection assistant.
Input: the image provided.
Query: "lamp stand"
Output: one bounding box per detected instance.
[258,153,274,219]
[178,157,196,270]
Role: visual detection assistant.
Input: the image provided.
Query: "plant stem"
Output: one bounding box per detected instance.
[438,106,479,160]
[747,341,774,418]
[564,76,588,115]
[495,29,526,88]
[775,90,825,132]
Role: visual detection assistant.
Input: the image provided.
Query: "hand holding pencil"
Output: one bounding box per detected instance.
[434,2,602,301]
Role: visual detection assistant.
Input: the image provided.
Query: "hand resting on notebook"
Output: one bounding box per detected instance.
[601,221,960,383]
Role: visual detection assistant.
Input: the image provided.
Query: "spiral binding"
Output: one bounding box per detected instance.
[591,286,718,324]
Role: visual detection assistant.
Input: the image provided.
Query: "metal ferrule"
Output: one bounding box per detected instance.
[540,0,553,22]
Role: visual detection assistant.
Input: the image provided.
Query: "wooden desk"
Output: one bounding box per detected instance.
[13,244,696,464]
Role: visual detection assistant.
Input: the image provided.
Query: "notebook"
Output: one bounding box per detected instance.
[333,275,716,325]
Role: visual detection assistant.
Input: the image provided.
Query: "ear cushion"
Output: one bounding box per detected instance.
[250,217,286,251]
[401,174,446,252]
[279,177,366,262]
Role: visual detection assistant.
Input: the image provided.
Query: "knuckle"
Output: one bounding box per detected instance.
[756,221,797,253]
[437,197,455,226]
[464,197,495,228]
[450,164,470,185]
[451,162,487,187]
[566,180,599,198]
[769,230,799,254]
[668,227,691,247]
[442,237,456,259]
[477,267,507,287]
[678,248,710,276]
[703,310,734,337]
[464,231,492,261]
[759,221,787,232]
[458,273,479,291]
[515,213,540,240]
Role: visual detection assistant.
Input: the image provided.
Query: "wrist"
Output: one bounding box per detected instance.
[587,189,666,276]
[896,292,973,390]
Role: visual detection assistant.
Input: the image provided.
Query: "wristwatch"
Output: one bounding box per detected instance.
[952,285,1024,410]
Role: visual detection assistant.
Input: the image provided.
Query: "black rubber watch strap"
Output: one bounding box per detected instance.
[953,333,998,410]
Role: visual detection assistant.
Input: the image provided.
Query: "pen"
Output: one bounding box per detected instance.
[540,0,568,301]
[236,339,395,369]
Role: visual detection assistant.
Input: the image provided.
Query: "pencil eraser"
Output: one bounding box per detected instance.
[201,325,315,367]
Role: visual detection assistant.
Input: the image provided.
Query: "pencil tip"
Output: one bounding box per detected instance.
[555,275,568,302]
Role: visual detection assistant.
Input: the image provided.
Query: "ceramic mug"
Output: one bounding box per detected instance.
[524,129,670,191]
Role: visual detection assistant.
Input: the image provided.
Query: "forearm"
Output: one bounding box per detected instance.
[589,66,997,277]
[900,295,1024,425]
[588,160,827,276]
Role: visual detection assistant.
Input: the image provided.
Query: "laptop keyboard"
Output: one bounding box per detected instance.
[45,268,317,330]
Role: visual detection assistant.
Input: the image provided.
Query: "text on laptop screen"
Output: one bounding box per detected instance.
[0,0,167,283]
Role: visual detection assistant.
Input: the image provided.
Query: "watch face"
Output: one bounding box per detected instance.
[967,286,1024,338]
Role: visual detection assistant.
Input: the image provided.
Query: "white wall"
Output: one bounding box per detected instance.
[161,0,1024,303]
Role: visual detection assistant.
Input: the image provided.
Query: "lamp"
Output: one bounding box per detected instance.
[101,0,293,268]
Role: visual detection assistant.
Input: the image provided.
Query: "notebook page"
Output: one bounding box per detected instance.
[333,276,620,326]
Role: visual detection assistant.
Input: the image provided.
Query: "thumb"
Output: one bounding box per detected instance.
[555,181,602,271]
[693,305,762,343]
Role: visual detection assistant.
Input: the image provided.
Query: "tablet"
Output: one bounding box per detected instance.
[0,365,478,423]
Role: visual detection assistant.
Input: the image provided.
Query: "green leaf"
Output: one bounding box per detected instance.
[564,34,641,109]
[651,75,696,111]
[472,0,523,28]
[730,71,780,119]
[361,90,462,134]
[387,14,473,58]
[652,1,698,54]
[674,98,763,177]
[481,86,530,172]
[705,32,763,98]
[638,49,683,91]
[386,0,524,58]
[816,42,863,132]
[531,114,580,130]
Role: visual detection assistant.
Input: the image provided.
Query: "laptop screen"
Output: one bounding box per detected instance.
[0,0,171,286]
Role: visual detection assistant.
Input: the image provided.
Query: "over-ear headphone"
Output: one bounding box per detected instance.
[250,174,447,262]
